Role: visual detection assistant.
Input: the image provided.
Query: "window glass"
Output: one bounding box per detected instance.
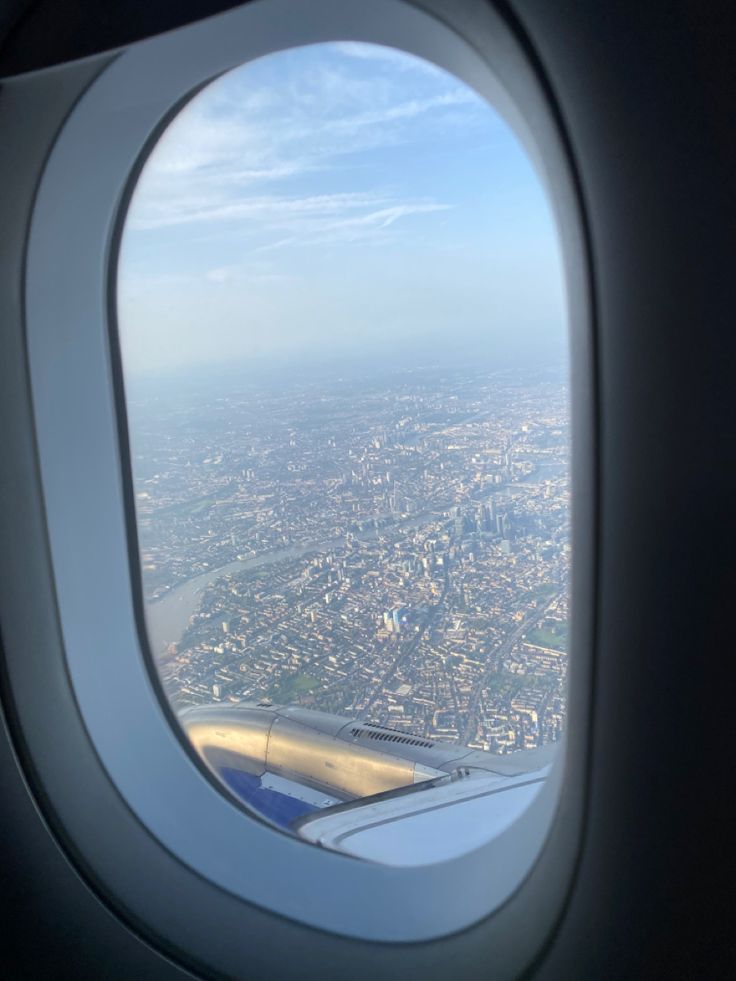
[117,43,569,863]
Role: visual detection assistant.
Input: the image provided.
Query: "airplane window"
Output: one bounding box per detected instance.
[116,41,570,865]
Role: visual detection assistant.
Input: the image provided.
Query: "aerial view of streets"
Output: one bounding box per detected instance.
[129,363,570,754]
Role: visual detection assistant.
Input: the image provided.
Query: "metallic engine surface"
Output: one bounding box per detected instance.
[180,703,555,801]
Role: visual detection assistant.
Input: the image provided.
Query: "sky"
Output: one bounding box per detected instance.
[117,42,567,377]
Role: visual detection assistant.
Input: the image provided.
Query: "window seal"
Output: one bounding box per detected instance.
[17,0,595,963]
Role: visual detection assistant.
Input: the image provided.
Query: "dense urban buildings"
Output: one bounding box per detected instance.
[130,362,569,754]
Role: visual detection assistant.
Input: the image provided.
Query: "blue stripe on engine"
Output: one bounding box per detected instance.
[218,767,319,827]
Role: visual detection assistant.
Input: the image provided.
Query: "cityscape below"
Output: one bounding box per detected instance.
[130,361,570,756]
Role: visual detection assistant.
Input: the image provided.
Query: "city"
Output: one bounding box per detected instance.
[129,362,570,756]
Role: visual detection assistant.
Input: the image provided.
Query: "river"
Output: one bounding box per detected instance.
[144,461,563,656]
[145,511,436,655]
[145,541,336,655]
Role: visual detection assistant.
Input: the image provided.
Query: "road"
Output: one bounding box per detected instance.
[458,590,564,745]
[361,580,450,720]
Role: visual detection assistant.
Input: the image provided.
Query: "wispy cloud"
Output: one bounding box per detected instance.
[246,201,451,253]
[205,264,293,284]
[130,190,394,231]
[327,90,475,134]
[116,42,565,376]
[126,45,477,243]
[332,42,450,80]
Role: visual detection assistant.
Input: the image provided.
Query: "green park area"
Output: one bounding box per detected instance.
[267,672,319,703]
[526,622,568,652]
[156,495,215,518]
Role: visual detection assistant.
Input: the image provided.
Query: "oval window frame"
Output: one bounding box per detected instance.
[20,0,595,961]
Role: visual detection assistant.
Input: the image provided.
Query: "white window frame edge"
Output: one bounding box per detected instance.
[23,0,593,947]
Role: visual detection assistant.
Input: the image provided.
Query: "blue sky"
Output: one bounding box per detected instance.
[118,42,566,376]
